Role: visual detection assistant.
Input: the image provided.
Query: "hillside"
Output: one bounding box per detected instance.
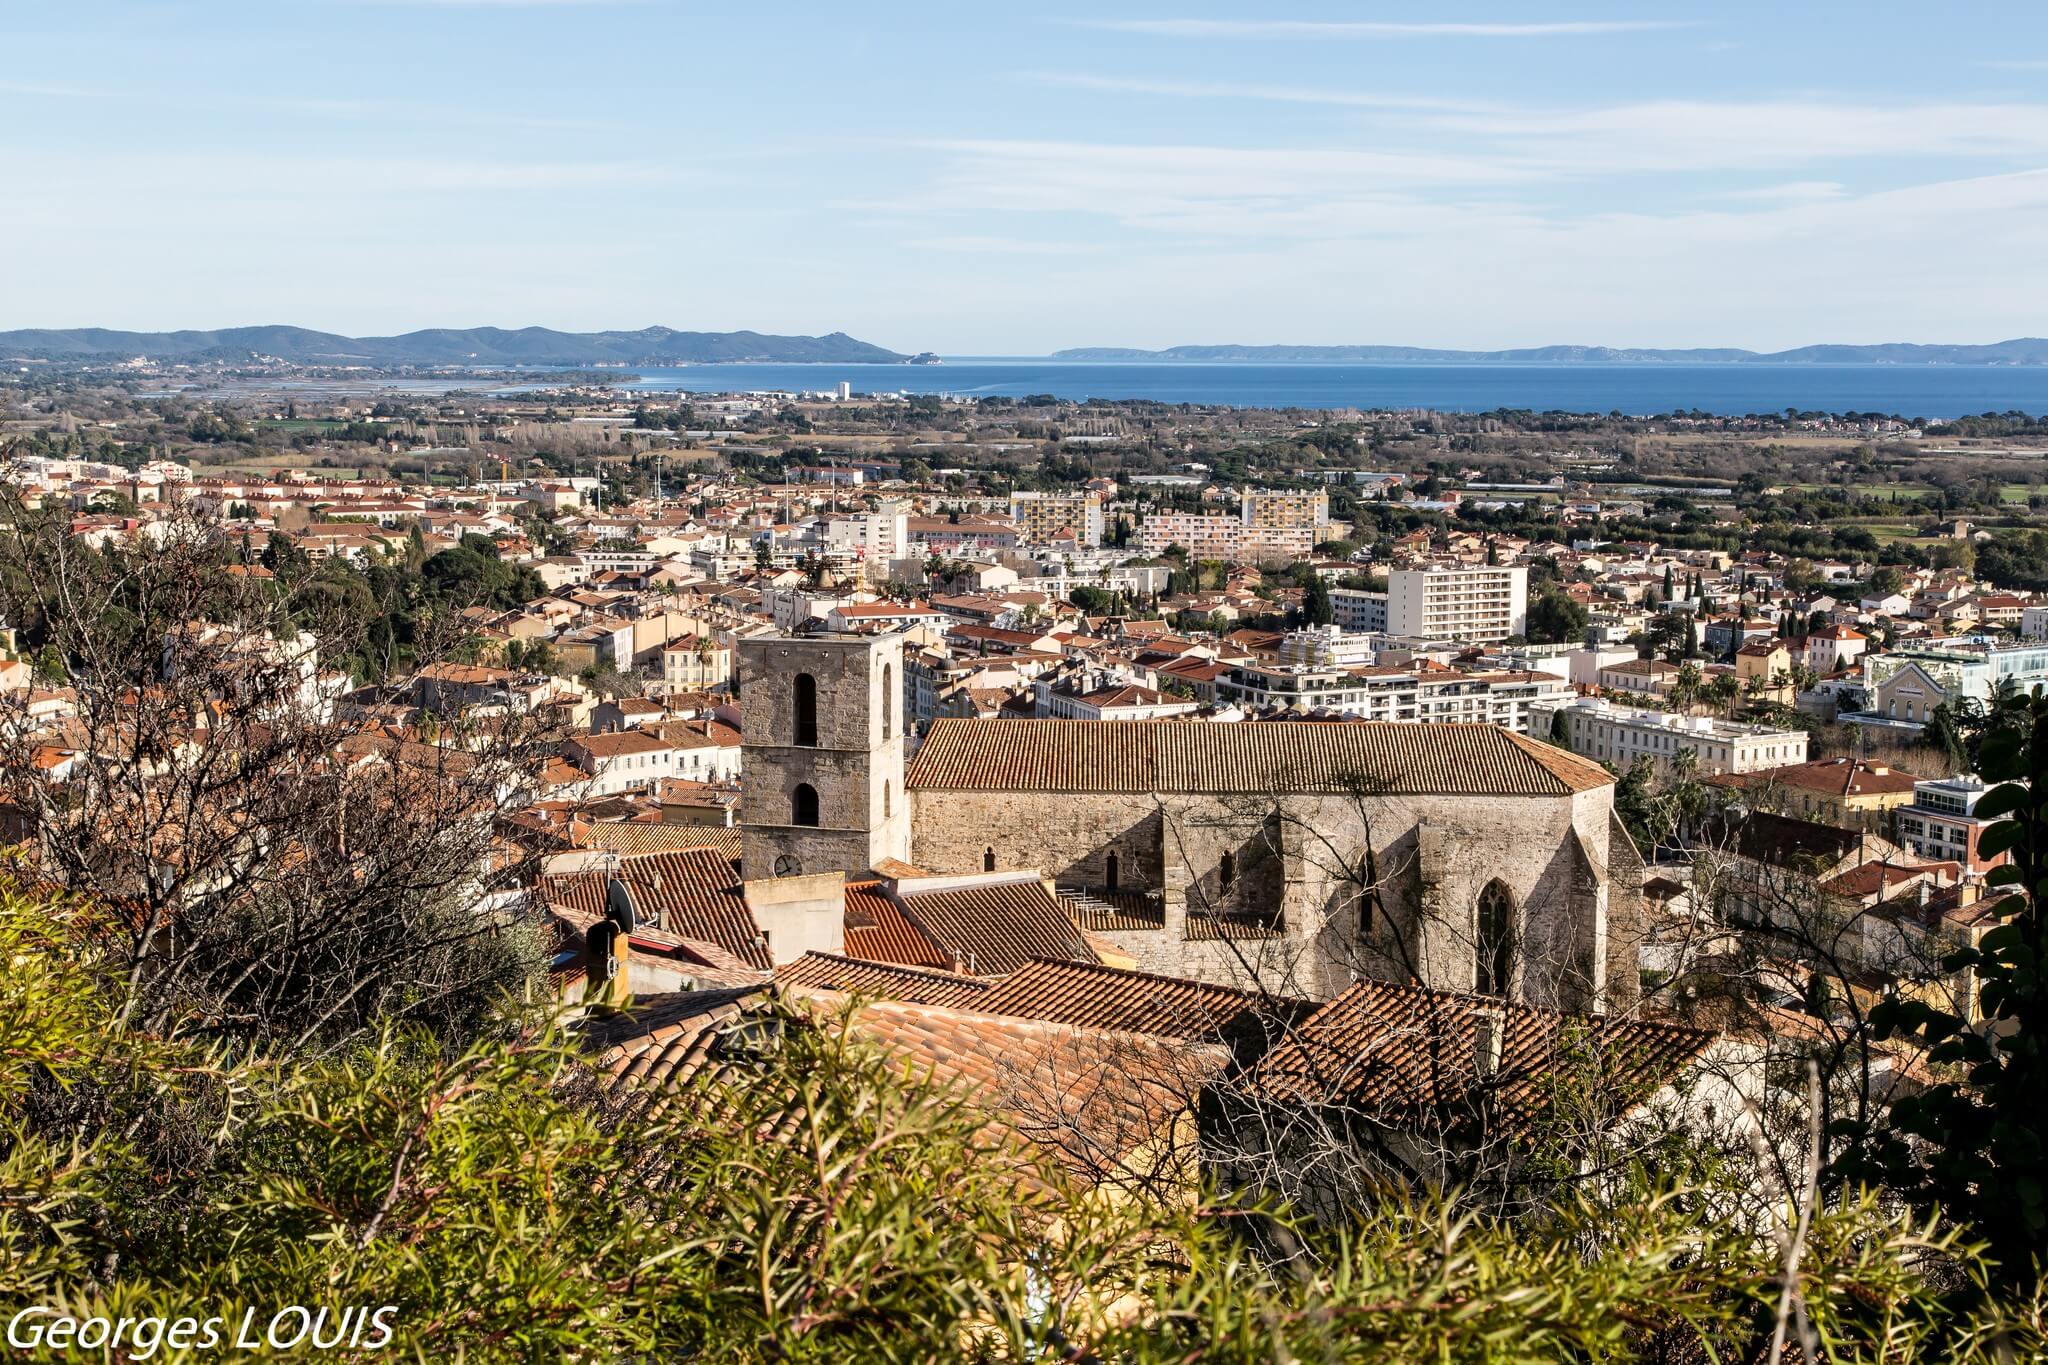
[0,325,909,365]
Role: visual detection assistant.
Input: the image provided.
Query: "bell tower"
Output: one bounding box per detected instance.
[739,631,910,881]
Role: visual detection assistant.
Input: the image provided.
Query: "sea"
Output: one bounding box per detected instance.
[608,359,2048,420]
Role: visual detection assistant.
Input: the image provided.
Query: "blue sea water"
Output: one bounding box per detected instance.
[612,359,2048,420]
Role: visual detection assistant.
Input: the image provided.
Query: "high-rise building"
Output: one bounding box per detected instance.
[1387,564,1528,642]
[1239,487,1330,530]
[1009,491,1104,547]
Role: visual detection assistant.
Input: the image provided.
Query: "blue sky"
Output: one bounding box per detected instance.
[5,2,2048,353]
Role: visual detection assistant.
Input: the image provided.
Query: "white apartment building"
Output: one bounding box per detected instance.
[1532,697,1808,776]
[1330,587,1389,633]
[1278,625,1380,668]
[1386,564,1529,643]
[1219,661,1570,732]
[1008,491,1104,547]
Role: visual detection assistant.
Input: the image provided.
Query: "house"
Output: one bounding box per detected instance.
[1709,757,1921,834]
[1803,624,1867,676]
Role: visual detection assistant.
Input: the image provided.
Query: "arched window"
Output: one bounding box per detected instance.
[882,780,892,818]
[791,782,820,827]
[1104,852,1120,892]
[1219,852,1236,890]
[1475,881,1515,997]
[880,662,894,740]
[983,846,997,872]
[793,673,818,747]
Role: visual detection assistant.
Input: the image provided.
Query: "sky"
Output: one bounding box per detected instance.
[5,2,2048,354]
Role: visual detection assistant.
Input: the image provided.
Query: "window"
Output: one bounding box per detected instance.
[1475,881,1515,998]
[1104,852,1120,892]
[1220,852,1236,890]
[791,782,819,827]
[983,846,996,872]
[794,673,818,747]
[882,781,892,818]
[880,662,894,740]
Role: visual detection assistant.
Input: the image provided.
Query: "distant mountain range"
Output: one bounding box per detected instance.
[0,325,909,366]
[1051,339,2048,366]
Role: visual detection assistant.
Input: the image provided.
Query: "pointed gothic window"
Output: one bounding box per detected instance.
[1475,880,1515,997]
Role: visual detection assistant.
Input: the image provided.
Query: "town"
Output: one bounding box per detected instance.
[4,362,2046,1357]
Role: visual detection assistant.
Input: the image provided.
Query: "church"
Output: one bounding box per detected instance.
[736,632,1643,1012]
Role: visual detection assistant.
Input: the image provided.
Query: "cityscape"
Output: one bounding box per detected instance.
[4,2,2048,1360]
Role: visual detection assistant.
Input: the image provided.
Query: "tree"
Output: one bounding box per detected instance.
[1526,587,1589,646]
[1853,687,2048,1287]
[1302,573,1334,627]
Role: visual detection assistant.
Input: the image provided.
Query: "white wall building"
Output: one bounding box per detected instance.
[1532,697,1808,776]
[1386,564,1528,643]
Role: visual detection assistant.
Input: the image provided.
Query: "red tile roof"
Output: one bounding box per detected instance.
[973,957,1313,1040]
[1250,979,1716,1130]
[776,951,995,1009]
[907,718,1610,796]
[540,848,770,970]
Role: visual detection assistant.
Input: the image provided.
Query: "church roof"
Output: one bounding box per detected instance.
[906,718,1611,797]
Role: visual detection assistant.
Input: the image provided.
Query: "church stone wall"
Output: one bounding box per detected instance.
[908,784,1631,1008]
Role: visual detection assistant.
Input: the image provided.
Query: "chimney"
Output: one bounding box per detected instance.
[1472,1006,1504,1083]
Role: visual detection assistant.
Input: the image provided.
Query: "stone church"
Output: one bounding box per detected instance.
[739,633,1642,1011]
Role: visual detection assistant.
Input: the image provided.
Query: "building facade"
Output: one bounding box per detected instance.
[1386,564,1529,642]
[1533,697,1808,775]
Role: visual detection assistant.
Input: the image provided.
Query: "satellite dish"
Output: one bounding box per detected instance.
[604,875,638,934]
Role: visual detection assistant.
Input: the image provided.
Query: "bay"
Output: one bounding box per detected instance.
[613,358,2048,420]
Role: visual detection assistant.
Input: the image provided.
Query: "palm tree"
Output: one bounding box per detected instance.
[1671,661,1703,714]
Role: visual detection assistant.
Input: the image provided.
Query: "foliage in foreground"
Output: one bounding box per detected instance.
[2,879,2044,1361]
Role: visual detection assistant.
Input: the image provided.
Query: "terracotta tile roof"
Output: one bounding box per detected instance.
[844,999,1227,1184]
[776,951,995,1008]
[973,957,1314,1040]
[574,823,743,860]
[540,848,770,970]
[889,875,1101,976]
[1059,887,1166,932]
[905,719,1610,796]
[843,881,952,968]
[1250,979,1716,1130]
[593,988,1227,1186]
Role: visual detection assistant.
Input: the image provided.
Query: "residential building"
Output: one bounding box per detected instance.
[1709,757,1920,833]
[1893,776,2010,877]
[1009,491,1104,548]
[1385,564,1528,642]
[1533,697,1808,776]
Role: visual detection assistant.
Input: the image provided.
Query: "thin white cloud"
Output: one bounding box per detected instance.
[1981,59,2048,70]
[1713,181,1847,203]
[1433,99,2048,169]
[1074,18,1695,39]
[1025,72,1501,112]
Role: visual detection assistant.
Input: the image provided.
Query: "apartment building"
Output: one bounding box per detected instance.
[1330,587,1389,633]
[1219,660,1570,732]
[1531,697,1808,775]
[1009,491,1104,547]
[1239,487,1330,530]
[1386,563,1528,642]
[1893,776,2009,877]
